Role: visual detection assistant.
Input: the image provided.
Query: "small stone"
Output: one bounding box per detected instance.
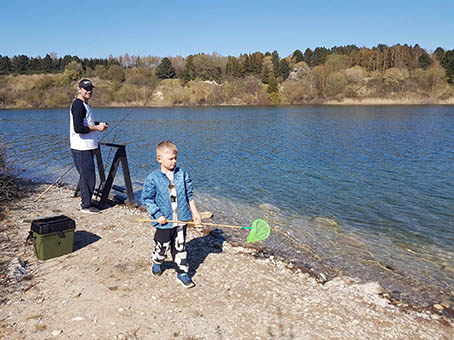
[441,301,451,308]
[72,316,84,321]
[52,330,63,336]
[358,281,384,295]
[298,272,309,279]
[118,308,124,312]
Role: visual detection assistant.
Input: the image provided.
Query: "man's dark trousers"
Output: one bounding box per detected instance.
[71,149,96,209]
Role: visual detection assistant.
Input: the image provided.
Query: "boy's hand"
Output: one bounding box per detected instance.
[192,212,201,226]
[157,216,167,225]
[189,201,201,227]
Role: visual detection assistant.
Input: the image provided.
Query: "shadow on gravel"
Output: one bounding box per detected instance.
[73,230,101,251]
[154,229,225,276]
[187,229,225,277]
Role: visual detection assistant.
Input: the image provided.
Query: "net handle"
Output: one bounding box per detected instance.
[136,218,251,230]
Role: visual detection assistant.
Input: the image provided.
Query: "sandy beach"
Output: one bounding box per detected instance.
[1,182,453,340]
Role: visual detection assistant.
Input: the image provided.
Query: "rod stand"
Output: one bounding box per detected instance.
[75,142,136,208]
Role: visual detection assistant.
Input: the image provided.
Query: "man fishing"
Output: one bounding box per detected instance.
[69,79,108,214]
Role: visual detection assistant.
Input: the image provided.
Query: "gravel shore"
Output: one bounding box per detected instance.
[1,183,453,339]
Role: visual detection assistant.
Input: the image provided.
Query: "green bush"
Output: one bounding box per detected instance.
[344,66,365,84]
[116,84,142,103]
[93,65,107,79]
[125,67,159,87]
[325,72,348,98]
[61,61,83,85]
[383,68,408,91]
[34,75,56,90]
[437,84,454,100]
[105,65,125,82]
[281,79,317,104]
[324,54,348,75]
[43,88,72,107]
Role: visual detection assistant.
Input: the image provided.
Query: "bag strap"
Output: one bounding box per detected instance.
[24,231,35,256]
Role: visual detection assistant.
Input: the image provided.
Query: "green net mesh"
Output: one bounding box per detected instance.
[247,219,271,243]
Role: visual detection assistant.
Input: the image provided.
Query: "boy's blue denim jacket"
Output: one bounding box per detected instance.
[141,167,194,229]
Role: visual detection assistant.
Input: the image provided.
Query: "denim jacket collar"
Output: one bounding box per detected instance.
[159,166,181,180]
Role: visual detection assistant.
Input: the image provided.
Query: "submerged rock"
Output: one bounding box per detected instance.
[258,203,281,212]
[314,216,340,227]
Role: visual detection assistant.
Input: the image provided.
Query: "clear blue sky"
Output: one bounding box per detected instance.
[1,0,453,59]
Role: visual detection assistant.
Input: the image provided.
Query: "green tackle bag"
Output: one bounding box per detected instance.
[28,215,76,260]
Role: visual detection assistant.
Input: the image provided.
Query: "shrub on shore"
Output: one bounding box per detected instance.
[0,143,22,220]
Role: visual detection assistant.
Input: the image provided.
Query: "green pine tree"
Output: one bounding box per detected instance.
[278,59,291,81]
[155,57,176,79]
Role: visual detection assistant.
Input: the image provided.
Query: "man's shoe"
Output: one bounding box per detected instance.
[176,273,195,288]
[151,263,162,276]
[80,206,100,214]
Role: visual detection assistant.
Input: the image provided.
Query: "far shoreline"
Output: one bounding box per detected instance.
[1,98,454,110]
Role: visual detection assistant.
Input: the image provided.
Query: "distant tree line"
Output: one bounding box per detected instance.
[1,43,454,108]
[0,53,120,75]
[1,44,454,83]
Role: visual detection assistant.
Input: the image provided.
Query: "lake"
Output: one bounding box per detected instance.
[1,105,453,307]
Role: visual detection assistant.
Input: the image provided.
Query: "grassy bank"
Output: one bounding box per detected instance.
[1,65,453,109]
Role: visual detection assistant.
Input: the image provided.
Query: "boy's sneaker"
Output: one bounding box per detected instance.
[151,263,162,276]
[80,206,100,214]
[176,273,195,288]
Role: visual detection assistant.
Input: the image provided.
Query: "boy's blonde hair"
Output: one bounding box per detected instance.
[156,140,178,158]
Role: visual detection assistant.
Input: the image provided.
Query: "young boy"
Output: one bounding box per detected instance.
[141,141,201,288]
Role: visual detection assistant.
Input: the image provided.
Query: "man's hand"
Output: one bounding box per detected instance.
[157,216,167,225]
[97,122,109,131]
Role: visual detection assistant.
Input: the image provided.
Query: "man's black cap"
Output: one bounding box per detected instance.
[78,79,95,90]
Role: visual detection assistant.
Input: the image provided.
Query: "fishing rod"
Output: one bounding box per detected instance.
[34,107,135,202]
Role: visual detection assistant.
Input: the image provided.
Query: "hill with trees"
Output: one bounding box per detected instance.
[1,44,453,108]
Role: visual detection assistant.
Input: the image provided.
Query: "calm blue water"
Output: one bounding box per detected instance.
[1,106,453,306]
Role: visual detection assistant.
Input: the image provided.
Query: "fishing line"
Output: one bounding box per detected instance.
[101,107,136,174]
[103,108,124,169]
[99,107,135,142]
